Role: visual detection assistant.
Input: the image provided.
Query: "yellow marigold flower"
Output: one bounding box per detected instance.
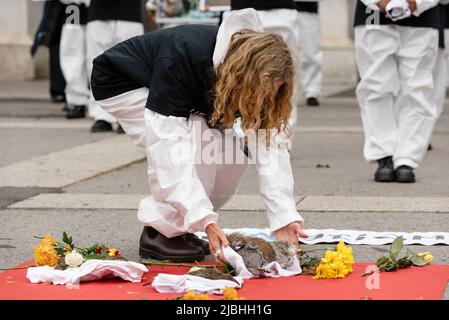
[107,248,118,257]
[223,287,244,300]
[418,252,433,264]
[41,234,56,247]
[181,291,212,300]
[34,243,59,267]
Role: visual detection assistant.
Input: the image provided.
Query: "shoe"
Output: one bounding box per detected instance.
[428,144,433,151]
[374,156,395,182]
[139,227,205,262]
[91,120,113,132]
[306,97,320,107]
[116,124,125,134]
[62,103,70,112]
[182,233,210,255]
[65,105,86,119]
[51,95,66,103]
[395,165,416,183]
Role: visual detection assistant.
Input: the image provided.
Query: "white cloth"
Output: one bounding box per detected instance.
[151,245,301,294]
[86,20,144,123]
[60,24,89,106]
[386,0,411,21]
[26,260,148,285]
[222,246,301,279]
[297,11,322,99]
[152,273,243,294]
[195,228,449,246]
[361,0,439,17]
[355,25,438,169]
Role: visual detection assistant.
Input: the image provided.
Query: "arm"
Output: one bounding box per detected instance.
[247,131,307,243]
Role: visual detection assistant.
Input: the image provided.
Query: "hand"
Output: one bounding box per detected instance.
[377,0,390,10]
[407,0,417,12]
[205,223,229,263]
[273,222,308,244]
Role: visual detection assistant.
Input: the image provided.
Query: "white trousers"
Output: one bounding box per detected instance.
[86,20,144,123]
[297,11,322,99]
[60,24,89,106]
[433,29,449,118]
[355,25,439,169]
[97,88,249,238]
[255,9,300,139]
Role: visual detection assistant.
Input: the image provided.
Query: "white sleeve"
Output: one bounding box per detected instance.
[413,0,440,16]
[59,0,91,6]
[247,133,304,233]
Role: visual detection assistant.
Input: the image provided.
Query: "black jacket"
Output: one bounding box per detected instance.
[91,25,218,119]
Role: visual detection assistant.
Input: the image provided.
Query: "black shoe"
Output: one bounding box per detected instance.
[375,156,395,182]
[65,105,86,119]
[91,120,113,132]
[51,95,66,103]
[182,233,210,255]
[116,124,125,134]
[395,165,416,183]
[62,103,70,112]
[428,144,433,151]
[306,97,320,107]
[139,227,205,262]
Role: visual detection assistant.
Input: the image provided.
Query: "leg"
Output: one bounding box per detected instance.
[297,11,323,100]
[113,20,144,45]
[433,48,446,119]
[355,25,400,163]
[86,21,117,124]
[49,43,66,100]
[394,27,438,169]
[60,24,89,107]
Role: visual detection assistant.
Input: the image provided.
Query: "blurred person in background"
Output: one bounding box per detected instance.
[354,0,440,183]
[60,0,90,119]
[295,0,322,107]
[31,0,67,103]
[86,0,144,133]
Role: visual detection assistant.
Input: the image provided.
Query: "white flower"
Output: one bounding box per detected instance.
[65,250,84,268]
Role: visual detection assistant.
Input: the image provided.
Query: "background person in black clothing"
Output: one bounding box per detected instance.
[90,10,307,262]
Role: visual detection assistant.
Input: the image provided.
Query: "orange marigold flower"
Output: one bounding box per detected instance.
[34,243,59,267]
[181,291,212,300]
[223,287,244,300]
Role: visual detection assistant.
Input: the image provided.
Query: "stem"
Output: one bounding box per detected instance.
[139,259,221,269]
[0,265,35,271]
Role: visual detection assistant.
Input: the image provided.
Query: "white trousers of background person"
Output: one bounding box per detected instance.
[297,11,322,99]
[355,25,438,169]
[433,29,449,118]
[86,20,144,124]
[97,87,303,238]
[60,24,89,107]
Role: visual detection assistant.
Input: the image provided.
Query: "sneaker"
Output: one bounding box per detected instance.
[65,105,86,119]
[306,97,320,107]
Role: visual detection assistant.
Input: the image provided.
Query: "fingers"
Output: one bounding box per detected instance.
[205,224,229,263]
[294,225,309,239]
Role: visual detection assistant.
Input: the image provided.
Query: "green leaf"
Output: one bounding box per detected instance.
[376,256,392,267]
[390,236,404,261]
[409,254,428,267]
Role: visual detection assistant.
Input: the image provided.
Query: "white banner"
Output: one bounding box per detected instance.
[196,228,449,246]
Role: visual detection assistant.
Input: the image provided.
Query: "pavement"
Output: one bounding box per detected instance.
[0,80,448,298]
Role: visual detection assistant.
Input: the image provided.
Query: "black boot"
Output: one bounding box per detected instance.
[395,165,416,183]
[139,227,205,262]
[65,105,86,119]
[375,156,395,182]
[182,233,210,255]
[91,120,113,132]
[116,124,125,134]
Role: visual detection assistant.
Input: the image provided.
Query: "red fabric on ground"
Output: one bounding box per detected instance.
[1,262,448,300]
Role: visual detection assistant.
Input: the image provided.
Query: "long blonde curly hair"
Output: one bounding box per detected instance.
[210,30,294,138]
